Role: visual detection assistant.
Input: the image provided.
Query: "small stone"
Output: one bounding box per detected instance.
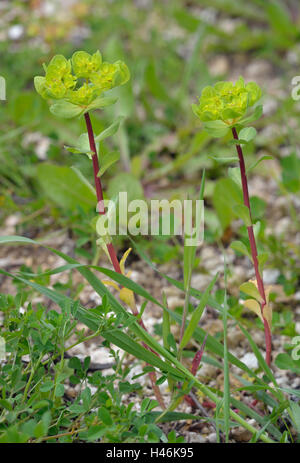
[231,427,252,442]
[207,432,217,443]
[227,329,245,348]
[294,291,300,301]
[209,56,229,76]
[263,269,280,285]
[198,363,218,380]
[167,296,184,310]
[191,274,214,292]
[251,330,264,347]
[240,353,258,370]
[189,432,206,443]
[274,217,291,237]
[8,24,24,40]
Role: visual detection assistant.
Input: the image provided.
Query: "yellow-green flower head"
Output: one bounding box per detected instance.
[34,50,130,109]
[90,61,130,92]
[193,77,262,124]
[35,55,77,100]
[72,50,102,79]
[67,83,94,106]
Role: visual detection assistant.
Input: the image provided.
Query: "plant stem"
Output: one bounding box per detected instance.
[232,127,272,366]
[84,112,122,274]
[84,111,165,408]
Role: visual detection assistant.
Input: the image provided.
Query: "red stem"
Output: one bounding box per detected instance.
[84,112,165,408]
[84,112,122,274]
[232,127,272,366]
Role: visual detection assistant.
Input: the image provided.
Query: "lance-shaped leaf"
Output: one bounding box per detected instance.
[179,273,218,351]
[95,116,124,143]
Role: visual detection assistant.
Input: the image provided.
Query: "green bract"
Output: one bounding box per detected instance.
[34,50,130,117]
[192,77,262,134]
[72,50,102,78]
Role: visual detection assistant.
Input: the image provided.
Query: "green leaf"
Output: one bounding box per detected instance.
[209,156,238,163]
[247,155,273,173]
[258,252,269,273]
[98,407,113,426]
[275,353,300,374]
[179,273,218,351]
[238,127,257,143]
[98,151,120,177]
[36,163,96,212]
[34,411,51,438]
[50,101,84,119]
[107,172,144,203]
[280,153,300,193]
[81,387,92,411]
[85,96,118,111]
[40,381,54,392]
[230,240,252,261]
[228,167,241,187]
[212,178,243,231]
[145,60,170,102]
[222,257,230,442]
[240,282,262,303]
[102,329,184,380]
[203,120,230,138]
[64,133,92,157]
[55,384,65,397]
[232,204,252,227]
[238,104,263,125]
[95,116,124,143]
[0,399,13,411]
[289,400,300,434]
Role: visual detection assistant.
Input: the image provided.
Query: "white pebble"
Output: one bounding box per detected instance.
[8,25,24,40]
[240,353,258,370]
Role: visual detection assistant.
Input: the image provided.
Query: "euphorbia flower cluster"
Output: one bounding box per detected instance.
[34,50,129,109]
[192,76,261,124]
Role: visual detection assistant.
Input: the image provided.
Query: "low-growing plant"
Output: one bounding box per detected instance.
[193,77,273,366]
